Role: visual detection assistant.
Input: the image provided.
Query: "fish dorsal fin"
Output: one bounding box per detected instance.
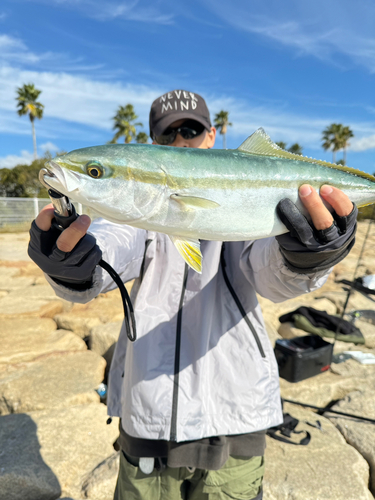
[238,128,375,183]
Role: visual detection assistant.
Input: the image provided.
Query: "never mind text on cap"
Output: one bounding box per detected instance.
[149,89,212,138]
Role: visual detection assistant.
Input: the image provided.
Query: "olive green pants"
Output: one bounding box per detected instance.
[114,451,264,500]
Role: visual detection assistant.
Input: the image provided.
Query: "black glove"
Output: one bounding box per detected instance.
[275,198,357,273]
[28,220,103,289]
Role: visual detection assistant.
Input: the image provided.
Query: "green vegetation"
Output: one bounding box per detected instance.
[358,204,375,221]
[109,104,144,144]
[0,153,56,198]
[275,142,303,155]
[214,110,232,149]
[16,83,44,160]
[322,123,354,164]
[136,131,149,143]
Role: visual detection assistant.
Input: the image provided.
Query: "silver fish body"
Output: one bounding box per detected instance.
[42,128,375,272]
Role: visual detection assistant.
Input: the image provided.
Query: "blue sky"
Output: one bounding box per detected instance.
[0,0,375,172]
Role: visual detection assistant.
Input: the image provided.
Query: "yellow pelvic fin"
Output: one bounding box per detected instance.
[238,128,375,183]
[169,235,202,273]
[170,194,220,210]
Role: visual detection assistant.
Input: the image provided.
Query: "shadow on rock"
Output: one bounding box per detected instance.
[0,413,61,500]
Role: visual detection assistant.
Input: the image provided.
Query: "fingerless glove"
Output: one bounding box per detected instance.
[28,220,102,289]
[275,199,357,273]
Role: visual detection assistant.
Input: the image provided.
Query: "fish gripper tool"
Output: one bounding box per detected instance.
[39,168,137,341]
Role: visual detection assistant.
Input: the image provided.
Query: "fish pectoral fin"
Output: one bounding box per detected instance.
[170,194,220,210]
[169,235,202,274]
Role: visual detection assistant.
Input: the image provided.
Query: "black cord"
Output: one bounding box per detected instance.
[98,259,137,342]
[45,188,137,342]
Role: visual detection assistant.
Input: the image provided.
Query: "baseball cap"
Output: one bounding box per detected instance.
[149,89,212,138]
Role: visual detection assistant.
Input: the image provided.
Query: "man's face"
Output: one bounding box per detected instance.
[153,119,216,149]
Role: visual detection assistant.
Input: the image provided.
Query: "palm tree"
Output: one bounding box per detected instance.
[214,110,232,149]
[110,104,143,144]
[340,126,354,165]
[322,123,344,163]
[288,143,303,155]
[275,142,303,155]
[16,83,44,160]
[136,132,149,144]
[322,123,354,164]
[275,141,287,150]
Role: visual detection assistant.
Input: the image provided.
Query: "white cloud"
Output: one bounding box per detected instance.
[351,135,375,152]
[2,62,375,157]
[1,30,374,160]
[23,0,174,24]
[0,33,105,72]
[204,0,375,73]
[207,94,330,149]
[0,34,44,64]
[0,150,34,168]
[39,142,60,153]
[0,64,163,133]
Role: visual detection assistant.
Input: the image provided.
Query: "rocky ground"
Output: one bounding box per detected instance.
[0,225,375,500]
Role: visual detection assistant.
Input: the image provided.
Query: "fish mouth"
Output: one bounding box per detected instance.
[39,161,82,194]
[39,166,59,191]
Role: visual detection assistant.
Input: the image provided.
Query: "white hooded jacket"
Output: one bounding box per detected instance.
[46,218,331,442]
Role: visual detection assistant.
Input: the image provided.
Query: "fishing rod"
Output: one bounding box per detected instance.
[283,398,375,425]
[340,204,375,318]
[39,169,136,342]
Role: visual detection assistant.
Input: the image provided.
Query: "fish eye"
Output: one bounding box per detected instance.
[85,161,104,179]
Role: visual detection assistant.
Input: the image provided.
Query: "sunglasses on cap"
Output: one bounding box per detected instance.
[154,120,206,146]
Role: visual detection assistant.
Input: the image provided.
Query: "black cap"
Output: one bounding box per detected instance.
[149,89,212,138]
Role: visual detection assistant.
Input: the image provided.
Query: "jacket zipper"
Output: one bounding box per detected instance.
[221,243,266,358]
[170,263,189,441]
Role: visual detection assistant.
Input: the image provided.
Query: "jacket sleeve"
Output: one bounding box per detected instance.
[45,218,148,304]
[239,237,332,303]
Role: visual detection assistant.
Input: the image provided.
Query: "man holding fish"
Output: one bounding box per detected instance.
[29,89,358,499]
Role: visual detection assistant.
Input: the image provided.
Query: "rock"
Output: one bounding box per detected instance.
[39,300,65,318]
[89,322,122,357]
[0,272,35,291]
[355,319,375,349]
[263,403,373,499]
[0,413,61,500]
[89,322,123,379]
[54,289,131,338]
[81,452,120,500]
[0,295,51,315]
[327,388,375,496]
[54,313,103,338]
[264,320,281,347]
[0,404,119,500]
[279,356,375,408]
[0,317,57,335]
[0,327,87,365]
[0,284,65,315]
[319,289,375,315]
[0,351,106,414]
[0,233,30,261]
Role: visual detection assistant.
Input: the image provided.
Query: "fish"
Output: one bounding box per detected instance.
[41,128,375,273]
